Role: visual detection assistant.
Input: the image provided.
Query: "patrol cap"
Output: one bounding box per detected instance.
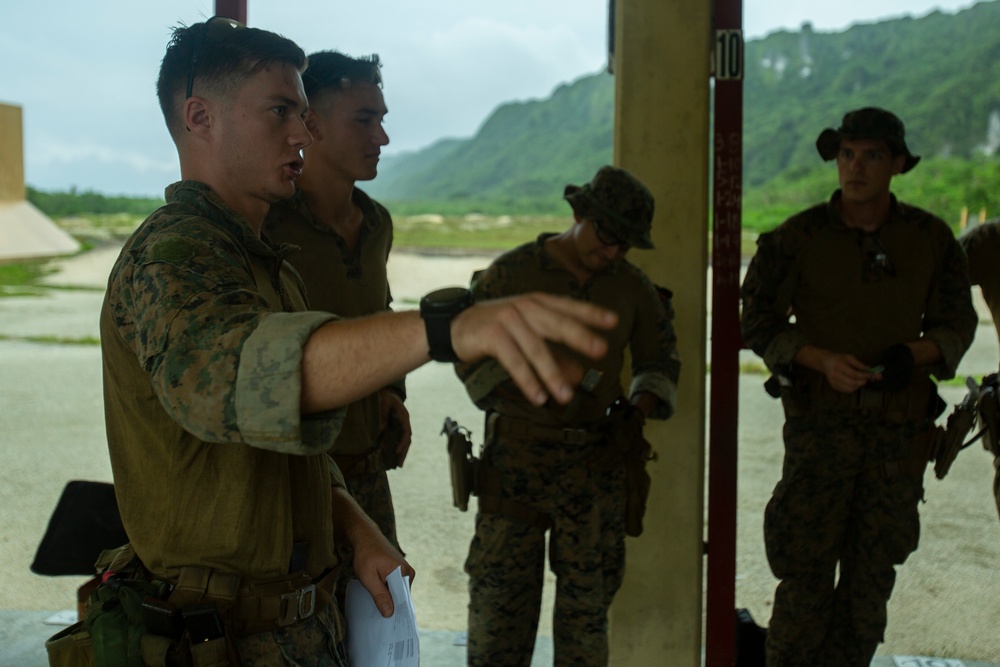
[564,165,655,249]
[816,107,921,173]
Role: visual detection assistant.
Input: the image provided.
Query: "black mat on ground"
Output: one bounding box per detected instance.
[30,480,127,577]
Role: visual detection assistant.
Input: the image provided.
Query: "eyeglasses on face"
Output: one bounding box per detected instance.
[591,219,630,251]
[185,16,246,99]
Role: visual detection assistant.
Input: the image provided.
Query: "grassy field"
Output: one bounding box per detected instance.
[17,210,761,254]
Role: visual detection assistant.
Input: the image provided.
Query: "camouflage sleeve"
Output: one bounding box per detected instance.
[740,228,808,372]
[237,312,346,452]
[628,276,681,420]
[920,230,978,379]
[123,233,343,453]
[453,263,514,409]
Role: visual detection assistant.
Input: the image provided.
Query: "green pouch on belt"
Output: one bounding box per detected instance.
[45,621,93,667]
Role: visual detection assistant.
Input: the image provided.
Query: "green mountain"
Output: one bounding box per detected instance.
[744,0,1000,186]
[368,71,614,214]
[366,0,1000,221]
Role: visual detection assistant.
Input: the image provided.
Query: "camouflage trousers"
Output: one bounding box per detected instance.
[234,602,347,666]
[764,413,925,667]
[465,432,626,667]
[335,469,401,609]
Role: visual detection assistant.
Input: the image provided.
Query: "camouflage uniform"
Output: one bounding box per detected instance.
[265,188,406,600]
[958,217,1000,518]
[101,181,349,665]
[741,191,977,666]
[457,231,680,666]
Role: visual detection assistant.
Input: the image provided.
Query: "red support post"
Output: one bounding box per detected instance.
[705,0,744,664]
[214,0,247,24]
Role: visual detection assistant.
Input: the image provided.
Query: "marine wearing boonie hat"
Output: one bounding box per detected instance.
[563,165,656,249]
[815,106,921,173]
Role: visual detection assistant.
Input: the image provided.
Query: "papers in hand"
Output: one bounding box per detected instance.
[345,566,420,667]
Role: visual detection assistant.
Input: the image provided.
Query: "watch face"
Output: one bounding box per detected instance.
[422,287,473,313]
[425,286,472,304]
[420,287,473,362]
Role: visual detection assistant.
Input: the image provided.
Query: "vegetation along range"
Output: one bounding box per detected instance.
[20,0,1000,249]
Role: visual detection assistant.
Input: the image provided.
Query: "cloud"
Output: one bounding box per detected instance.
[24,133,177,196]
[29,134,175,174]
[2,0,980,196]
[360,15,608,153]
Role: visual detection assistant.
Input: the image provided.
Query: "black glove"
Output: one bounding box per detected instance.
[877,343,915,392]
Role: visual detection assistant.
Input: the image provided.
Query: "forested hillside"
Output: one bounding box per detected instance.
[369,72,614,214]
[744,0,1000,185]
[367,0,1000,225]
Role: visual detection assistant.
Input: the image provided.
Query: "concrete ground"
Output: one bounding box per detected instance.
[1,245,998,665]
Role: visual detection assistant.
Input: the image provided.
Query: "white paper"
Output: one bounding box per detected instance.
[892,658,965,667]
[345,566,420,667]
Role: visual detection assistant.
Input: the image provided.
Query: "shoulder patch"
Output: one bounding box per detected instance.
[147,238,199,264]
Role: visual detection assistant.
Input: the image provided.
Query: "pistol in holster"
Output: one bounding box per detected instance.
[442,417,480,512]
[931,376,988,480]
[605,397,658,538]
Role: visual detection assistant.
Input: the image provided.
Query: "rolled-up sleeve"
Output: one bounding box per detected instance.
[237,311,346,452]
[629,275,681,420]
[118,232,345,452]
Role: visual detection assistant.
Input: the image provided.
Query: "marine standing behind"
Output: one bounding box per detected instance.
[264,51,411,603]
[958,218,1000,517]
[740,107,977,666]
[455,166,681,667]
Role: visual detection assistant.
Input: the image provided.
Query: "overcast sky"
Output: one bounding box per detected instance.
[0,0,983,197]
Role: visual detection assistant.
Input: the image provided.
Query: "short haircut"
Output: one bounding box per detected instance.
[302,51,382,101]
[156,18,307,140]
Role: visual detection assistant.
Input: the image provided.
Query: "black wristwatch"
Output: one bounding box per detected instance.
[420,287,474,362]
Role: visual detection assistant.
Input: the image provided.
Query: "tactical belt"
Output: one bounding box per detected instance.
[492,414,605,445]
[168,566,337,638]
[332,443,384,478]
[792,368,932,424]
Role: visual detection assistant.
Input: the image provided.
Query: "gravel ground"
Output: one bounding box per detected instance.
[1,245,998,663]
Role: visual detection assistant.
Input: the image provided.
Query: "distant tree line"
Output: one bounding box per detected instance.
[27,186,163,218]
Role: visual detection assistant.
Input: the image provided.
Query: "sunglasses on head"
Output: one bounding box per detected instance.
[185,16,246,99]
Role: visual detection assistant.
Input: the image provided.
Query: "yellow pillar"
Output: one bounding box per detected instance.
[609,1,710,665]
[0,103,25,202]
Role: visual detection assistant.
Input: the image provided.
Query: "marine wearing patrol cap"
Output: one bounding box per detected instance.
[563,165,656,249]
[815,106,921,173]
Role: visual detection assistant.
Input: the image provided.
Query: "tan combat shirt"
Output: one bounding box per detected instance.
[101,181,346,582]
[741,191,977,381]
[265,188,404,458]
[456,233,681,427]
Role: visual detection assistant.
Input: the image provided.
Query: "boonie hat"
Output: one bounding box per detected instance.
[815,107,921,173]
[563,165,655,249]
